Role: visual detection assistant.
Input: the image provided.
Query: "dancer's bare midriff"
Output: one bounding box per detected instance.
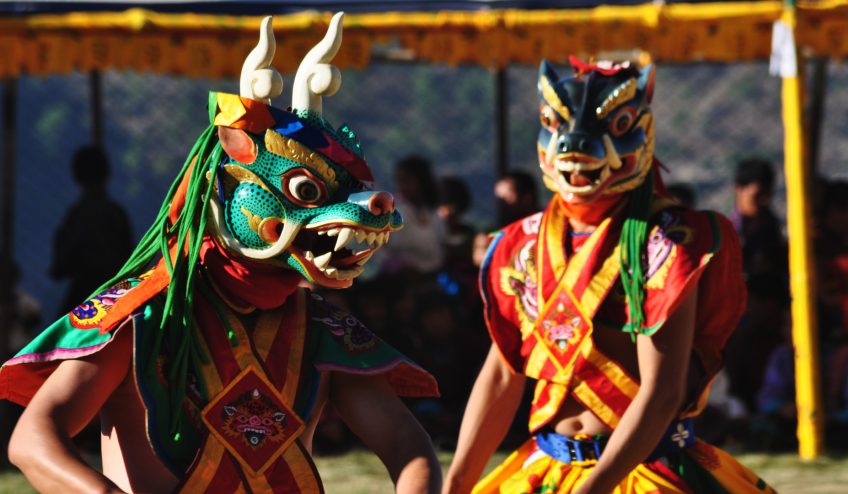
[550,323,640,437]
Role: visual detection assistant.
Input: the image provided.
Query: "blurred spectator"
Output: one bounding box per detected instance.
[50,146,133,315]
[471,231,492,269]
[437,176,475,275]
[495,171,539,226]
[730,157,787,279]
[816,180,848,342]
[470,171,541,270]
[751,320,797,452]
[816,180,848,448]
[697,369,749,448]
[437,176,478,306]
[827,344,848,444]
[724,272,791,414]
[379,155,444,279]
[406,292,472,448]
[666,183,696,209]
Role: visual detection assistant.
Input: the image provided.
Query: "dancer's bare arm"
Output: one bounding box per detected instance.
[574,285,699,494]
[8,328,132,494]
[443,345,526,494]
[331,372,441,494]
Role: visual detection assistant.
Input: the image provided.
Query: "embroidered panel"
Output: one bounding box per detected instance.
[202,366,305,476]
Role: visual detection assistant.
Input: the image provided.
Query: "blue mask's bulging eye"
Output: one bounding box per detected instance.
[610,107,636,137]
[540,104,559,133]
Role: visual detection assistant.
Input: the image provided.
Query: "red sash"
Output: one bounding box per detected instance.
[482,196,742,432]
[176,287,323,493]
[524,197,638,430]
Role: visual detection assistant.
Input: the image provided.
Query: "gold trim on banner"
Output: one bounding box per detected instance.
[0,3,794,78]
[3,3,848,77]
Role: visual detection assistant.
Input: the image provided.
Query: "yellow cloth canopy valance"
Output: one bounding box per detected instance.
[1,2,848,77]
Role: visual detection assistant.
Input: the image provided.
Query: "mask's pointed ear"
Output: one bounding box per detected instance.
[638,64,655,104]
[538,60,560,96]
[218,127,258,165]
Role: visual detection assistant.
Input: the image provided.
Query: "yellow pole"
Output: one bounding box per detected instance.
[779,7,824,459]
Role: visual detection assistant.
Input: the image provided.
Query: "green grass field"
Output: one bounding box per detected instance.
[2,451,848,493]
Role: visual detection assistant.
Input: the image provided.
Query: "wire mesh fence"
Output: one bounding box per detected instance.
[3,57,847,337]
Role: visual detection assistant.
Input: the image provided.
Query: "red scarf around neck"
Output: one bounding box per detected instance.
[199,238,302,310]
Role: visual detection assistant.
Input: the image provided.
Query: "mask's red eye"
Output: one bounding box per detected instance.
[610,107,637,137]
[282,169,328,207]
[539,104,560,132]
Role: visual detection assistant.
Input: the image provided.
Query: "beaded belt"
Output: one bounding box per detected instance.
[535,418,695,464]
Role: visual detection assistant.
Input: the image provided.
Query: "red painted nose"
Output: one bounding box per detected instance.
[368,192,395,215]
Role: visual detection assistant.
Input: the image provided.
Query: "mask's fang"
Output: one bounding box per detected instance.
[603,134,623,170]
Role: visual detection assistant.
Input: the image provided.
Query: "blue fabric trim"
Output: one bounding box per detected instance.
[478,230,504,308]
[535,418,695,464]
[132,303,188,476]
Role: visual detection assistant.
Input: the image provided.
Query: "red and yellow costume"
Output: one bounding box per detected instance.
[475,193,774,493]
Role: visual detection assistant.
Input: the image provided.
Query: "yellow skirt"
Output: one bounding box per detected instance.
[473,438,776,494]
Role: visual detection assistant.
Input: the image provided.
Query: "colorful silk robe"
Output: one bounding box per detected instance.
[0,248,437,493]
[475,196,776,493]
[480,195,745,432]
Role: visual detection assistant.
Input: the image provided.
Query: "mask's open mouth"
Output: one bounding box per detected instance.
[289,224,390,281]
[563,167,604,187]
[554,154,610,195]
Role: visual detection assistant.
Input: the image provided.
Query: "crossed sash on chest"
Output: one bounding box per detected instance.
[172,286,323,493]
[518,197,646,432]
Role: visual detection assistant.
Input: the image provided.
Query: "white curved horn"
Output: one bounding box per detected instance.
[240,16,284,104]
[291,12,344,115]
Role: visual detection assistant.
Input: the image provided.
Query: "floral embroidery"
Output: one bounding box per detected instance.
[68,270,153,329]
[69,281,134,329]
[500,239,539,336]
[311,293,377,353]
[671,422,690,447]
[646,211,693,290]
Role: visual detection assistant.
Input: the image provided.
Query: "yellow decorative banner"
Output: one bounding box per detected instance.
[0,3,847,76]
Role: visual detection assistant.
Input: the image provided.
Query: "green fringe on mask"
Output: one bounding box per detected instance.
[619,168,654,341]
[92,113,222,439]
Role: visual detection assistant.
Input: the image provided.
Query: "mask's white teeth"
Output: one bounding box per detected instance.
[354,230,367,243]
[366,232,377,246]
[324,266,338,276]
[375,232,389,247]
[334,227,355,252]
[327,228,339,237]
[317,230,326,236]
[555,160,576,172]
[305,250,315,261]
[313,251,333,269]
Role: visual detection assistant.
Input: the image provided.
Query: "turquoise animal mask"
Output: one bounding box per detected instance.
[204,14,403,289]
